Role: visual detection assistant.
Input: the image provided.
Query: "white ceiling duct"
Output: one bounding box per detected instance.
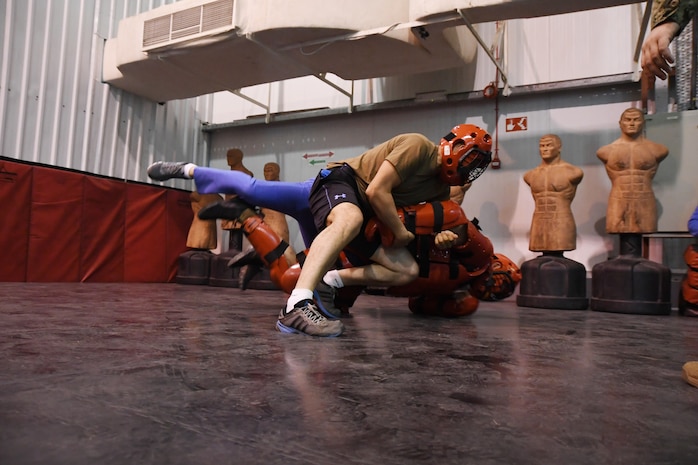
[102,0,643,102]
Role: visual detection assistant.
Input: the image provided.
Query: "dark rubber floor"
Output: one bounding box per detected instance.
[1,283,697,465]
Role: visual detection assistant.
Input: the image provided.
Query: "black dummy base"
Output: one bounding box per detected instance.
[175,249,213,285]
[516,251,589,310]
[208,249,241,288]
[591,233,671,315]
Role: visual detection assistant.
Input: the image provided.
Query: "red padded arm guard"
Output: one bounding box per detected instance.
[364,200,468,247]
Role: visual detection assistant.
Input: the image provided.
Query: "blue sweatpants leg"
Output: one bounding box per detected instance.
[193,167,317,247]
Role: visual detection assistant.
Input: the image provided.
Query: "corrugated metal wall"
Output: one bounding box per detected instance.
[0,0,211,190]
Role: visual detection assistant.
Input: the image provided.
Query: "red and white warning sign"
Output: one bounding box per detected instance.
[505,116,528,132]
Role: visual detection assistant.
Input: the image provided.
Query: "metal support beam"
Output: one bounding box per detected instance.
[634,0,653,64]
[230,85,272,124]
[457,9,511,93]
[315,73,354,113]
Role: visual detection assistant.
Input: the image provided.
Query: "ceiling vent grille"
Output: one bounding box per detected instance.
[142,0,234,51]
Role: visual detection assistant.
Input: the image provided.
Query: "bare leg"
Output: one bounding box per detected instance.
[336,246,418,287]
[293,203,363,292]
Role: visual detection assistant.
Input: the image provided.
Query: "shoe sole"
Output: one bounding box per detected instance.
[276,320,343,337]
[149,173,174,181]
[148,172,180,181]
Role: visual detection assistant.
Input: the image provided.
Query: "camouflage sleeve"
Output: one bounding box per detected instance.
[652,0,698,33]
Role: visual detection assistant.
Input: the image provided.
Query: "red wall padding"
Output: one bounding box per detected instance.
[82,177,127,282]
[0,161,33,281]
[125,184,169,282]
[167,190,195,282]
[0,158,192,282]
[28,167,84,282]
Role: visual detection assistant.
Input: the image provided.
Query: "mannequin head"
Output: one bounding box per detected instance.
[538,134,562,164]
[618,108,645,138]
[264,162,280,181]
[226,148,244,168]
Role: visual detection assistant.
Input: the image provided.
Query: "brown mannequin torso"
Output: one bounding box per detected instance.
[597,108,668,233]
[186,192,223,249]
[260,162,297,264]
[523,135,583,252]
[260,162,291,244]
[221,148,253,231]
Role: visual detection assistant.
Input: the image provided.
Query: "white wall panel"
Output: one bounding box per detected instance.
[507,5,644,86]
[0,0,211,190]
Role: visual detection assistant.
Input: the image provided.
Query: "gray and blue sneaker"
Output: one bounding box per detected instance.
[277,299,344,337]
[147,161,189,181]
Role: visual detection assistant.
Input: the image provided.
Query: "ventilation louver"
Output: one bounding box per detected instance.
[142,0,234,51]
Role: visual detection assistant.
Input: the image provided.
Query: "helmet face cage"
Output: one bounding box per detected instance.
[456,146,492,185]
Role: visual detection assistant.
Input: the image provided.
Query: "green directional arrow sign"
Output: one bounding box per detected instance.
[309,159,326,166]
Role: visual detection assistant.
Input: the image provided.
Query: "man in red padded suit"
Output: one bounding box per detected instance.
[203,195,521,319]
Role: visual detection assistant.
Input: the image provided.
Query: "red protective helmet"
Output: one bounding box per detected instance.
[439,124,493,186]
[469,253,522,301]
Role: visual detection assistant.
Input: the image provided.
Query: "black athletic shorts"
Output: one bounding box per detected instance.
[308,164,381,261]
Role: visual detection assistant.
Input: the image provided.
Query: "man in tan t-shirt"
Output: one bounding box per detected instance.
[147,125,494,337]
[278,125,492,336]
